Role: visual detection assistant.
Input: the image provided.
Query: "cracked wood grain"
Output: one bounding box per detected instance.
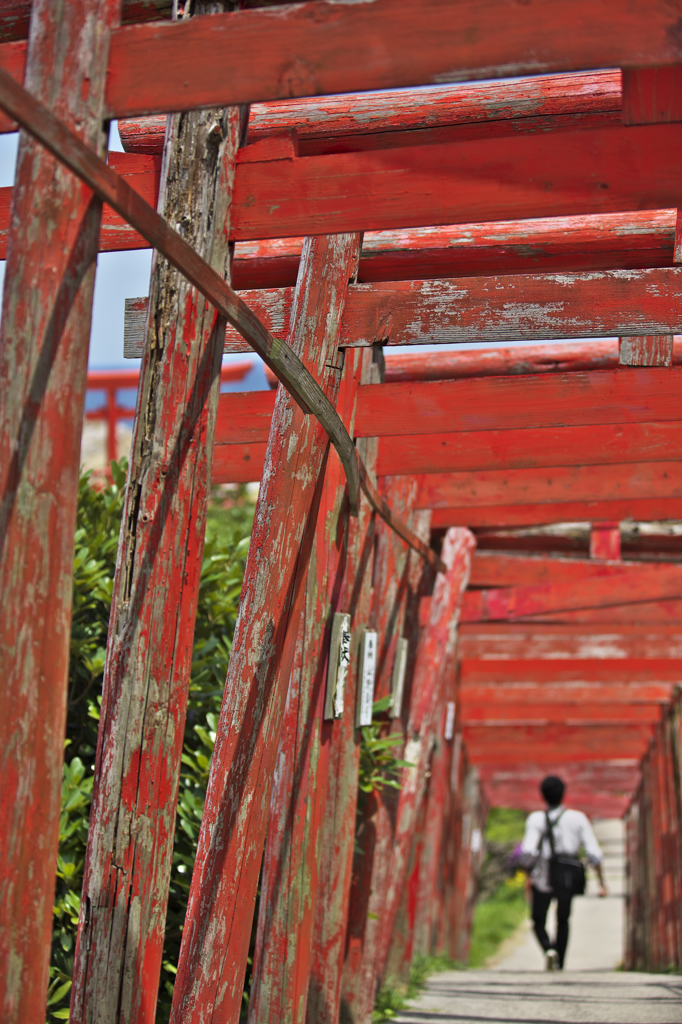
[248,345,368,1024]
[71,5,245,1018]
[0,2,120,1022]
[169,232,362,1024]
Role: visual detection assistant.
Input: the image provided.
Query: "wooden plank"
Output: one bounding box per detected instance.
[169,233,361,1024]
[71,73,244,1022]
[469,553,648,589]
[102,2,682,119]
[119,71,622,155]
[458,624,682,661]
[622,65,682,125]
[355,369,682,438]
[0,3,119,1022]
[460,683,674,705]
[373,529,475,997]
[230,125,682,241]
[249,266,363,1024]
[590,522,621,560]
[340,475,430,1022]
[306,350,377,1024]
[0,0,171,44]
[430,497,682,529]
[127,269,682,356]
[460,657,682,684]
[376,421,682,478]
[460,702,663,724]
[522,598,682,624]
[463,723,655,764]
[339,268,682,348]
[417,463,682,510]
[461,564,682,622]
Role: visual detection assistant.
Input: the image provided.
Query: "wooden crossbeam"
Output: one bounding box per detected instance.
[469,552,677,589]
[431,497,682,529]
[460,703,663,724]
[460,657,682,684]
[355,370,682,437]
[463,723,655,764]
[520,599,682,625]
[377,422,682,478]
[231,125,682,241]
[75,3,682,118]
[460,684,674,705]
[215,371,682,444]
[458,623,682,660]
[126,269,682,357]
[417,462,682,510]
[118,71,622,156]
[461,564,682,621]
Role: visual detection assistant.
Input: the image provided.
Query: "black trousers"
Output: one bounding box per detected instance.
[531,886,573,968]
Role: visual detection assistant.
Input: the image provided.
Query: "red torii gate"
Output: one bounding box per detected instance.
[1,2,682,1023]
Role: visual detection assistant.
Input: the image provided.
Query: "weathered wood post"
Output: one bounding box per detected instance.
[305,350,379,1024]
[71,5,246,1015]
[0,2,120,1021]
[373,529,476,994]
[169,232,361,1024]
[248,320,366,1024]
[340,477,430,1022]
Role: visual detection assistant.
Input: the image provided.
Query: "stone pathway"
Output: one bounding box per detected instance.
[394,820,682,1024]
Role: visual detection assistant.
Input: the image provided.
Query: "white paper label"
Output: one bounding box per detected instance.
[357,630,378,727]
[444,701,456,741]
[335,621,352,717]
[471,827,482,854]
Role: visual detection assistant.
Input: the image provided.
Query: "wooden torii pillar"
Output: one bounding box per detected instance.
[0,2,119,1020]
[71,3,246,1014]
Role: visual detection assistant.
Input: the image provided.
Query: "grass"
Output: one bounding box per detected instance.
[468,872,529,967]
[484,807,527,844]
[373,953,464,1022]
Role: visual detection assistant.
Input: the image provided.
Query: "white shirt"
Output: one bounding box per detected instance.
[521,806,603,893]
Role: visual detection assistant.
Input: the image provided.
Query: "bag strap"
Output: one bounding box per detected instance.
[544,809,565,857]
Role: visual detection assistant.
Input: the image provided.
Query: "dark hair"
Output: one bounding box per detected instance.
[540,775,565,808]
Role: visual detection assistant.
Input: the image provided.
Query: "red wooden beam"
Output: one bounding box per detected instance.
[460,683,674,706]
[72,95,245,1021]
[214,423,682,486]
[521,599,682,625]
[169,233,361,1024]
[230,125,682,241]
[99,1,682,118]
[418,462,682,511]
[461,702,663,724]
[0,0,171,44]
[458,623,682,661]
[128,270,682,358]
[355,369,682,438]
[306,350,378,1024]
[338,267,682,348]
[249,318,365,1024]
[372,529,475,1000]
[463,724,655,764]
[217,371,682,444]
[377,421,682,478]
[461,563,682,622]
[0,2,119,1021]
[119,71,622,156]
[469,553,653,589]
[431,497,682,530]
[460,657,682,684]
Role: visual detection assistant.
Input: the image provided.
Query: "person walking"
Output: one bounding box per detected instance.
[520,775,607,970]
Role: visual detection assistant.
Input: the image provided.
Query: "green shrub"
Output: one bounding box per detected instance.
[49,469,254,1023]
[468,873,528,967]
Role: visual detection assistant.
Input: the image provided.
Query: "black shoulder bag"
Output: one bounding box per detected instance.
[546,811,586,896]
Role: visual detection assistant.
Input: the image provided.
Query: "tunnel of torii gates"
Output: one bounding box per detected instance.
[4,3,682,1024]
